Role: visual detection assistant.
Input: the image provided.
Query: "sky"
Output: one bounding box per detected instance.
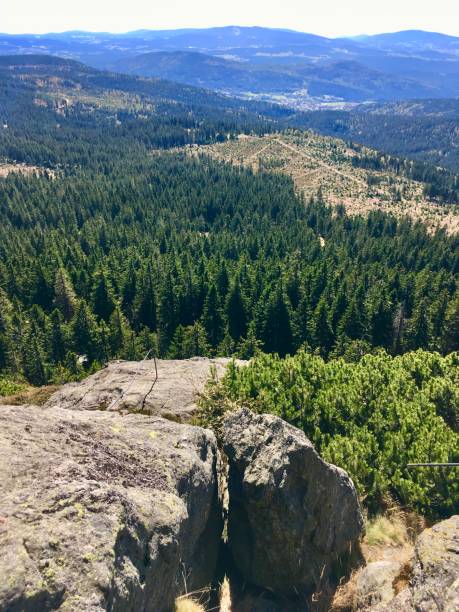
[3,0,459,37]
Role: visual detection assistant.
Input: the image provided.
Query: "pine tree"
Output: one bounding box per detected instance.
[202,283,222,349]
[441,292,459,353]
[367,294,393,348]
[226,281,247,342]
[134,266,156,330]
[181,322,210,358]
[338,298,365,341]
[404,299,431,351]
[216,263,229,303]
[293,290,311,348]
[310,297,334,356]
[50,309,66,364]
[53,268,77,321]
[121,262,137,318]
[0,289,13,370]
[261,288,293,357]
[108,307,127,356]
[71,300,100,362]
[22,324,47,386]
[31,264,53,310]
[91,270,116,322]
[158,272,178,356]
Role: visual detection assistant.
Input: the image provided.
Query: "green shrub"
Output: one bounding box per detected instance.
[204,350,459,517]
[0,377,28,397]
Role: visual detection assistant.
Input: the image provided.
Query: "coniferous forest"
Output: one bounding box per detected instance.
[1,152,458,386]
[0,57,458,388]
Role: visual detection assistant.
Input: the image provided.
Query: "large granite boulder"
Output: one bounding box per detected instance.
[222,408,364,595]
[45,357,235,422]
[0,404,221,612]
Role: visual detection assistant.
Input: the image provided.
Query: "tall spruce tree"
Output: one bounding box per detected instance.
[91,270,116,322]
[261,288,293,357]
[226,280,247,342]
[202,283,222,349]
[53,268,77,322]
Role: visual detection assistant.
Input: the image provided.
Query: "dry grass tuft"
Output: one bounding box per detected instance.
[174,597,205,612]
[330,509,421,611]
[364,514,409,548]
[329,570,360,612]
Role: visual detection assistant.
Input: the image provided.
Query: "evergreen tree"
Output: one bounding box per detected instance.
[0,289,13,370]
[261,288,293,357]
[367,294,393,349]
[108,307,127,356]
[30,264,53,311]
[22,323,47,386]
[181,322,210,358]
[91,270,116,322]
[71,301,100,362]
[134,266,157,330]
[158,272,178,356]
[121,262,137,318]
[310,297,334,356]
[49,309,66,364]
[226,281,247,342]
[404,299,431,351]
[338,298,365,341]
[53,268,77,321]
[202,283,222,348]
[216,263,229,303]
[442,292,459,353]
[293,290,311,348]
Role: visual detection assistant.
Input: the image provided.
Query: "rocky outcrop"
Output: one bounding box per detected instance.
[380,515,459,612]
[356,561,402,609]
[45,357,235,422]
[222,407,364,595]
[0,404,221,612]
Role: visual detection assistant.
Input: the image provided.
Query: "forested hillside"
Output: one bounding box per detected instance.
[0,55,292,167]
[296,100,459,173]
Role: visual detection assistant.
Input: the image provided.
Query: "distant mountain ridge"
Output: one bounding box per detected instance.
[1,26,459,102]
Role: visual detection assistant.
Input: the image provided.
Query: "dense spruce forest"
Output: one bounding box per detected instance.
[0,56,458,388]
[1,153,458,386]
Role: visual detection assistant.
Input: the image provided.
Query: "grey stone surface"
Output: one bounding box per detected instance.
[0,404,221,611]
[222,407,364,595]
[45,357,236,421]
[409,515,459,612]
[373,516,459,612]
[356,561,401,609]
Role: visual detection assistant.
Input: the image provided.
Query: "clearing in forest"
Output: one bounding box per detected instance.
[188,132,459,234]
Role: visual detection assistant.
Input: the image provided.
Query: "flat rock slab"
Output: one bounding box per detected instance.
[45,357,237,421]
[0,405,221,612]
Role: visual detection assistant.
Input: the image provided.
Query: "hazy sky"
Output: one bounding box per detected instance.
[3,0,459,37]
